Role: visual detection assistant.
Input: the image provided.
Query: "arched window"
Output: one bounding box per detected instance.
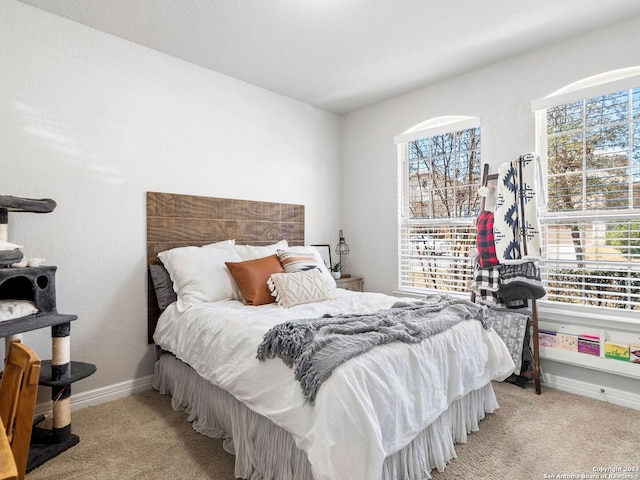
[533,67,640,312]
[395,116,481,295]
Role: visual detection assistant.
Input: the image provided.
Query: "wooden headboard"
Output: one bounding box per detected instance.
[146,191,305,343]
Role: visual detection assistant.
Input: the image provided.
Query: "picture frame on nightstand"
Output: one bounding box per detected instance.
[312,244,332,270]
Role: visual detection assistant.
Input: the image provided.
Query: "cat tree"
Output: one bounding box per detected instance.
[0,195,96,472]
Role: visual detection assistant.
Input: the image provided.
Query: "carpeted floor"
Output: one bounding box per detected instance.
[26,381,640,480]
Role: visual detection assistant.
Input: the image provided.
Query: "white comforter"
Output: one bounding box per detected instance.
[154,289,514,480]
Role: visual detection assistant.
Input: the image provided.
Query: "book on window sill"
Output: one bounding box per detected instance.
[630,344,640,364]
[577,334,600,356]
[557,333,578,352]
[604,342,630,362]
[538,330,557,348]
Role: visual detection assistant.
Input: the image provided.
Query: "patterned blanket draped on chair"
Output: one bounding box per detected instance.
[493,153,544,264]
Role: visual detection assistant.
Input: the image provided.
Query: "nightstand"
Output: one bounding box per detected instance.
[335,276,363,292]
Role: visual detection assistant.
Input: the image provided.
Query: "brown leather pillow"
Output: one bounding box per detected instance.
[225,254,285,305]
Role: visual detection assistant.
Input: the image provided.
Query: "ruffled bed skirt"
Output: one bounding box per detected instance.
[152,353,499,480]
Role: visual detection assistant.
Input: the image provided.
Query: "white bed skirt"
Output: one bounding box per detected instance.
[152,353,499,480]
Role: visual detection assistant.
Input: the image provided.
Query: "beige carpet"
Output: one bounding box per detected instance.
[26,382,639,480]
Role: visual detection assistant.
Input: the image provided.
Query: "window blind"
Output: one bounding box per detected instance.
[541,213,640,309]
[536,80,640,311]
[397,119,481,295]
[398,221,476,294]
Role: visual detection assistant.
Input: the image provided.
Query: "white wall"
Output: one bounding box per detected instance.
[0,1,342,399]
[342,15,640,397]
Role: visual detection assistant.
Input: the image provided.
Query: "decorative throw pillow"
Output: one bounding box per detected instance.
[225,254,285,306]
[148,264,177,310]
[283,246,337,289]
[157,239,242,312]
[268,269,330,308]
[276,249,320,273]
[233,240,289,261]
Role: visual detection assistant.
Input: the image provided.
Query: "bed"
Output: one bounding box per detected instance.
[146,191,515,480]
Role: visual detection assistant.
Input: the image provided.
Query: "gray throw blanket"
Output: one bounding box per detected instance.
[257,295,492,404]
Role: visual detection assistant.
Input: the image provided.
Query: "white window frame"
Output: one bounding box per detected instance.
[533,68,640,325]
[395,116,481,297]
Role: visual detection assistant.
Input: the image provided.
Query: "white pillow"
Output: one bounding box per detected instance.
[268,269,330,308]
[158,240,242,311]
[0,300,38,321]
[233,239,289,261]
[285,245,337,289]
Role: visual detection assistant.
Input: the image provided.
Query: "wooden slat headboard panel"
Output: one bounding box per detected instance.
[146,191,305,343]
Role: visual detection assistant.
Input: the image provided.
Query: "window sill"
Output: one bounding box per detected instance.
[537,301,640,333]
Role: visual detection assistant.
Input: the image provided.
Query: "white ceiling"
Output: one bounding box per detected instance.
[17,0,640,114]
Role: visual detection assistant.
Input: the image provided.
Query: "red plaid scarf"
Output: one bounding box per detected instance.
[476,210,499,268]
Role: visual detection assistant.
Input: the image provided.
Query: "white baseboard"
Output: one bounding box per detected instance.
[35,375,154,416]
[542,372,640,411]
